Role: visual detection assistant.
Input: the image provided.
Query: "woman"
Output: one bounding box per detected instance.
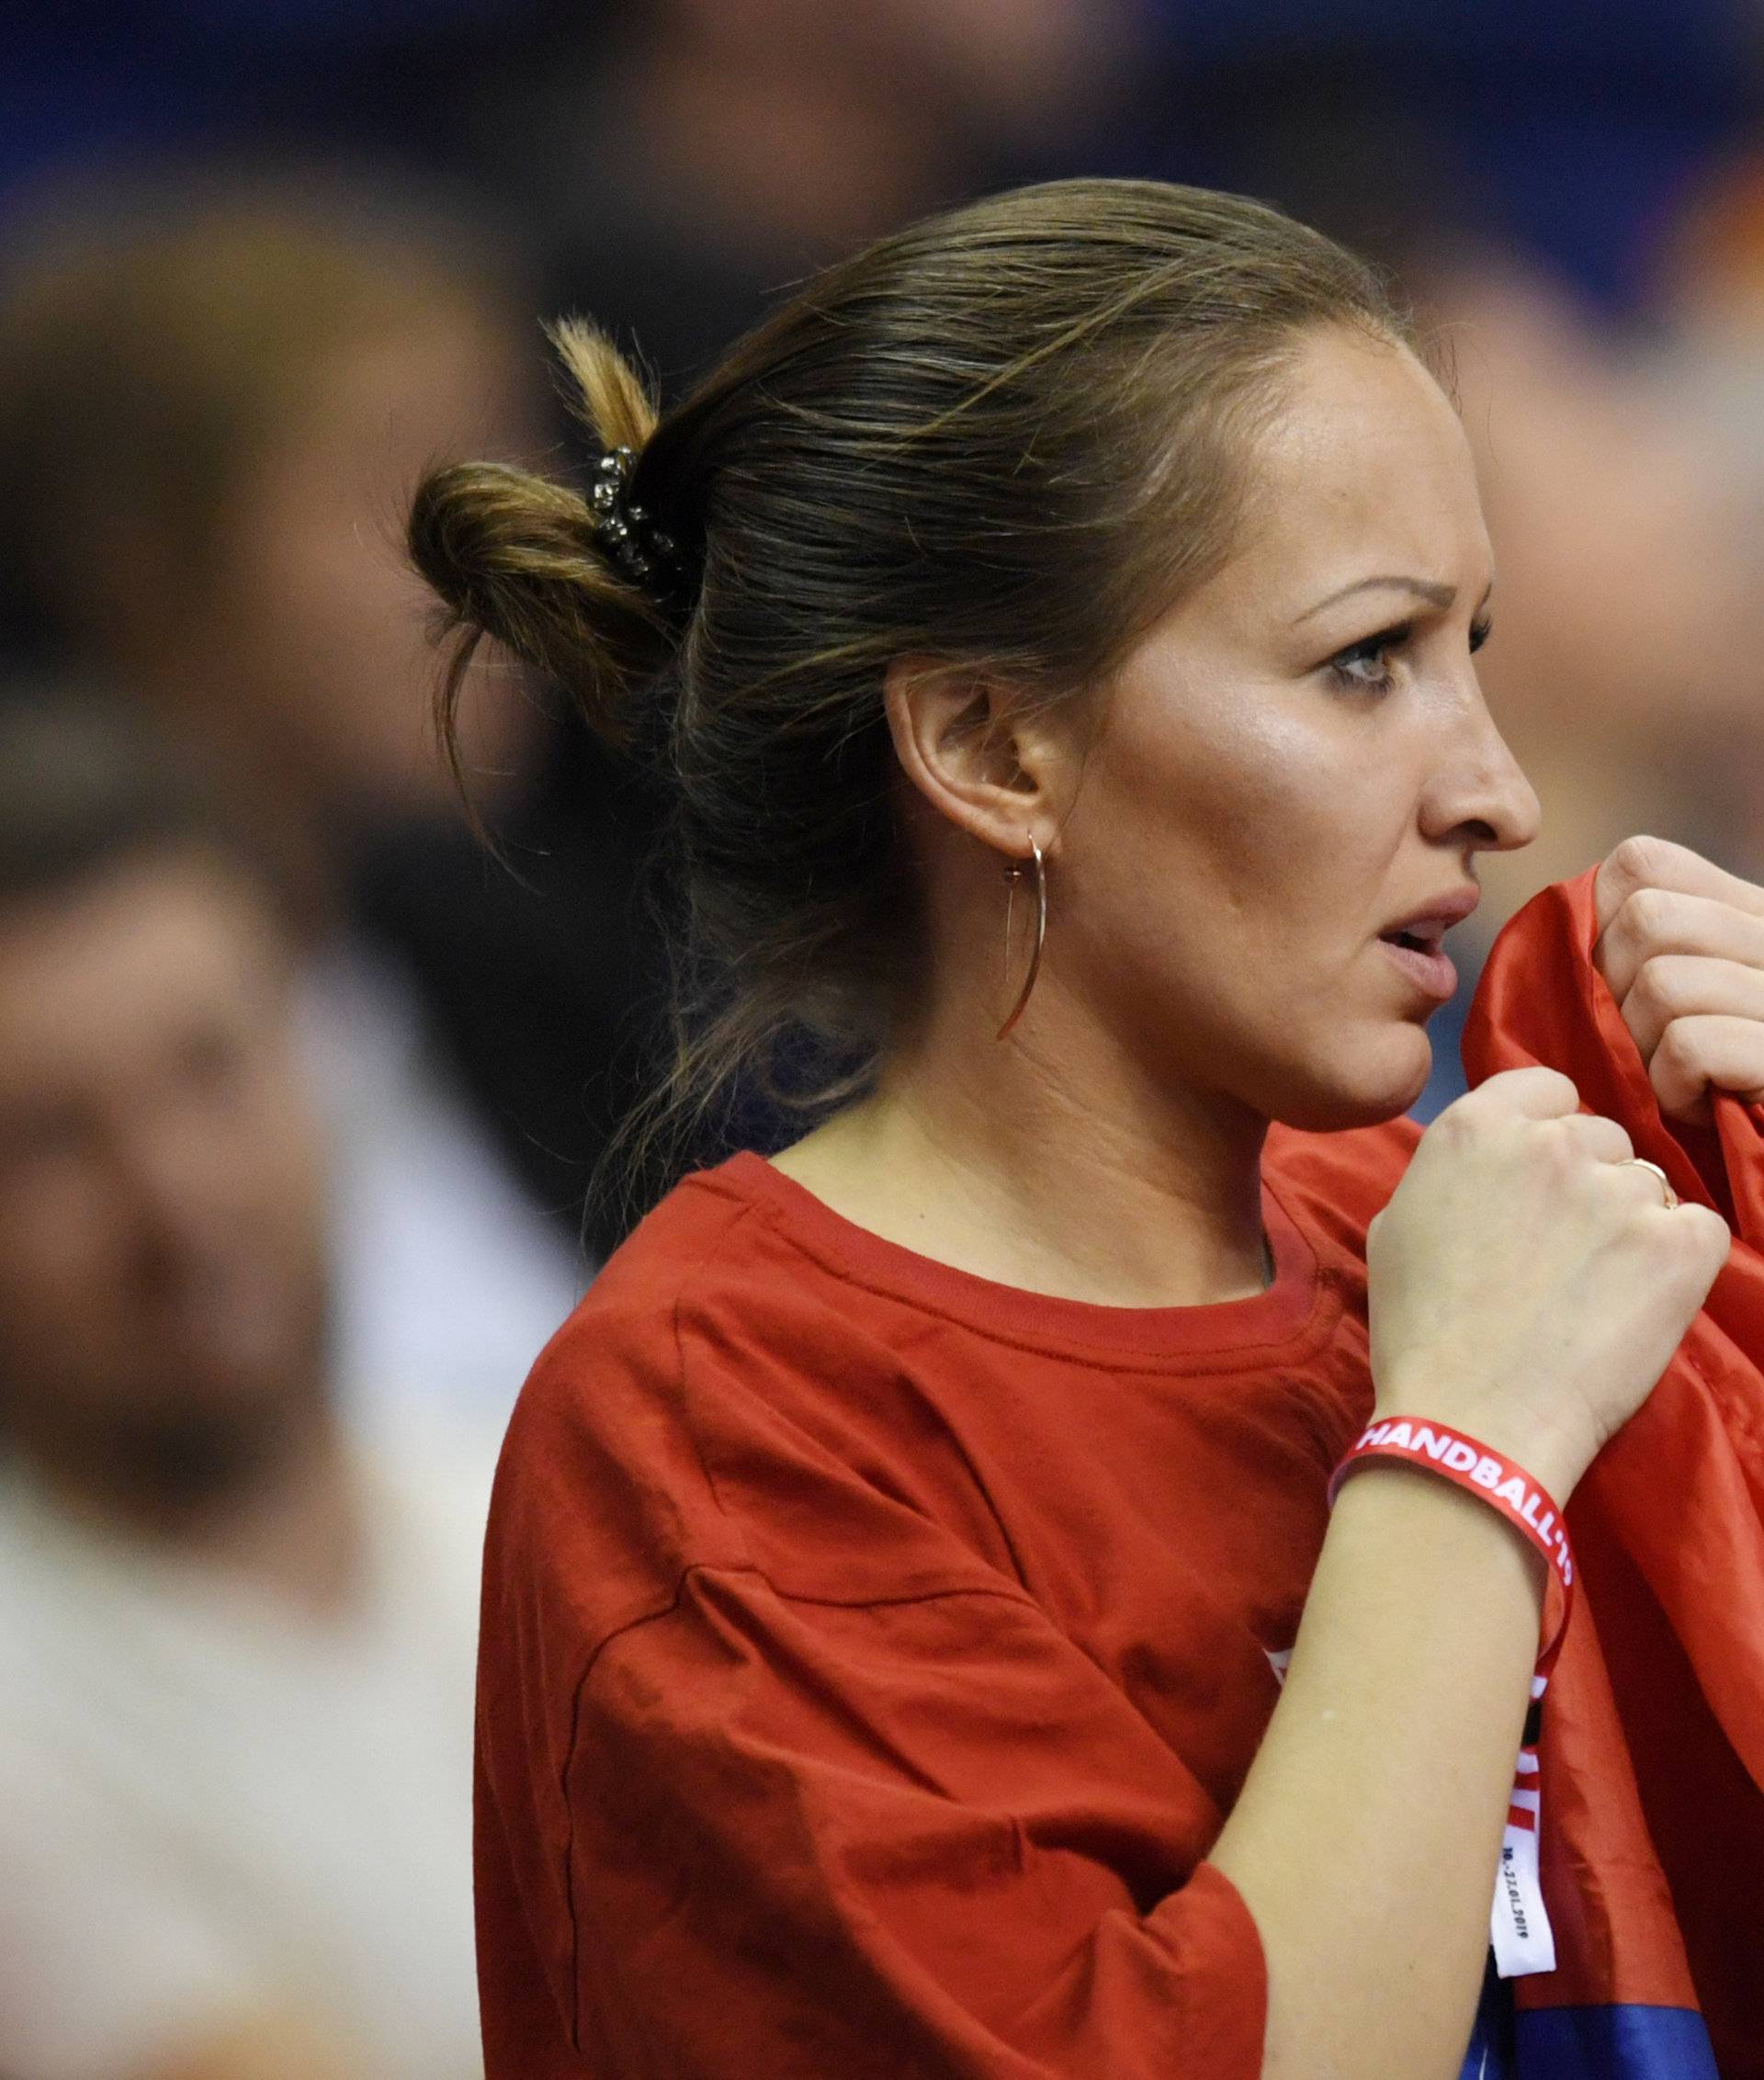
[410,182,1758,2077]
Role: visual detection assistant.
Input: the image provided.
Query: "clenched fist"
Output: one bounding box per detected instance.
[1595,834,1764,1125]
[1368,1065,1730,1499]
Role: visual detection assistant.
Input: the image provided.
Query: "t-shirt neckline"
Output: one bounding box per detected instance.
[714,1148,1324,1362]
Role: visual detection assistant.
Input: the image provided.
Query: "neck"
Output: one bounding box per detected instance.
[26,1396,366,1621]
[774,983,1272,1309]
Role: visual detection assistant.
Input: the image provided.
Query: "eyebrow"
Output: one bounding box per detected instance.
[1293,575,1458,626]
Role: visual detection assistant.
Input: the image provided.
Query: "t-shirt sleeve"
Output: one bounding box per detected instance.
[479,1556,1265,2077]
[580,1567,1261,2077]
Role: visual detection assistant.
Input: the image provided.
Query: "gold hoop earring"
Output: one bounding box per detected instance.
[995,835,1046,1041]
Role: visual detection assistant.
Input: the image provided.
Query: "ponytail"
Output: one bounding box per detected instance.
[407,321,679,767]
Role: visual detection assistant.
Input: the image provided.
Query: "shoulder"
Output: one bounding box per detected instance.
[507,1154,867,1483]
[489,1158,1001,1655]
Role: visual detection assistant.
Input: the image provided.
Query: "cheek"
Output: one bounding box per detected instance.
[0,1165,113,1280]
[1073,684,1370,978]
[1049,661,1442,1123]
[0,1181,126,1378]
[252,1104,329,1259]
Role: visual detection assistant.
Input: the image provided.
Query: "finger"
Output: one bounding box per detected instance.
[1621,954,1764,1062]
[1556,1112,1634,1166]
[1647,1200,1733,1316]
[1604,1156,1679,1212]
[1673,1202,1735,1286]
[1595,888,1764,1004]
[1462,1065,1581,1121]
[1649,1013,1764,1125]
[1595,834,1764,939]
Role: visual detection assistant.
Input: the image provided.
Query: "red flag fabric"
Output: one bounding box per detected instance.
[1264,869,1764,2071]
[1464,870,1764,2074]
[1272,869,1764,2074]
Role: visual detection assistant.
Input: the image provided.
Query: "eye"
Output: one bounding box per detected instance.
[1325,622,1410,694]
[1469,616,1493,654]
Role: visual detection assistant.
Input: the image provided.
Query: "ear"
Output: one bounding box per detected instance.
[883,658,1078,860]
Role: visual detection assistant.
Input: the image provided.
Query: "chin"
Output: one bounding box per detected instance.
[1265,1026,1433,1135]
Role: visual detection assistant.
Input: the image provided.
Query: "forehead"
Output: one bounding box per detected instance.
[0,854,281,1080]
[1213,326,1491,620]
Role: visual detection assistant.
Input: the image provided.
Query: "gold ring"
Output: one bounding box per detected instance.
[1623,1158,1679,1210]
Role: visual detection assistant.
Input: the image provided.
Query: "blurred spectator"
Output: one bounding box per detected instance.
[0,696,486,2080]
[469,0,1145,388]
[1411,258,1764,1112]
[0,165,537,876]
[1438,254,1764,925]
[1649,146,1764,882]
[0,167,620,1412]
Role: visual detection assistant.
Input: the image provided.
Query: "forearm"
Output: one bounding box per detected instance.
[1210,1466,1543,2080]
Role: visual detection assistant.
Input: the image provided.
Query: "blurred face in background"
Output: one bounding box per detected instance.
[1451,267,1761,739]
[1429,262,1764,917]
[0,850,331,1504]
[193,304,540,819]
[0,196,548,836]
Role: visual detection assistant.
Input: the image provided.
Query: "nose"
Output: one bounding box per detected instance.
[109,1102,239,1273]
[1418,684,1543,857]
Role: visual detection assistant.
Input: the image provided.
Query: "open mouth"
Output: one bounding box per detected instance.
[1374,889,1475,1000]
[1375,918,1457,1001]
[1381,927,1447,956]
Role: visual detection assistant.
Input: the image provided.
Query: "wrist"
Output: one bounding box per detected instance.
[1326,1455,1548,1598]
[1367,1391,1591,1505]
[1335,1415,1575,1672]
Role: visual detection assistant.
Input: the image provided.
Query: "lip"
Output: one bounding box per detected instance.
[1378,936,1459,1001]
[1378,886,1482,941]
[1374,885,1478,1003]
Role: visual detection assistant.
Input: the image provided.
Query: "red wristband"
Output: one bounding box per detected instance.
[1329,1418,1575,1675]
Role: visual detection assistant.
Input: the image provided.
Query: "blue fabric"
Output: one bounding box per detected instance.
[1452,1962,1717,2079]
[1460,1956,1516,2077]
[1514,2005,1719,2078]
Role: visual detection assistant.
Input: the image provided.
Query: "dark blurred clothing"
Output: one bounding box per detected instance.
[0,1,549,213]
[351,716,671,1260]
[1412,970,1475,1123]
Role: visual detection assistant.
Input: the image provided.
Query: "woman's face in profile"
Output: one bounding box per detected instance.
[1054,324,1541,1131]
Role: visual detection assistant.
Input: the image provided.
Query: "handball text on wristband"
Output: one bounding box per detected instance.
[1328,1418,1576,1673]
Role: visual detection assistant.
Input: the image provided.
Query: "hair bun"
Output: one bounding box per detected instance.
[408,322,676,753]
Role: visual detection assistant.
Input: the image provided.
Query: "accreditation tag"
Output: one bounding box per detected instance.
[1490,1677,1556,1977]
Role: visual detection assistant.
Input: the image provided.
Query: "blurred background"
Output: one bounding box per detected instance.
[2,4,1763,2075]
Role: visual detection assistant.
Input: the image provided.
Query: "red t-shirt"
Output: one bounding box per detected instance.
[475,1144,1395,2078]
